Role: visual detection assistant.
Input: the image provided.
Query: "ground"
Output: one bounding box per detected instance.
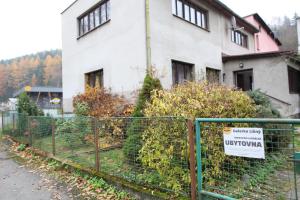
[0,141,73,200]
[0,137,133,200]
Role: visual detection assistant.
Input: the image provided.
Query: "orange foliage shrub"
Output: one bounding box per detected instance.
[73,86,133,117]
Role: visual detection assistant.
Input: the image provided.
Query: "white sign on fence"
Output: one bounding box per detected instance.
[223,127,265,159]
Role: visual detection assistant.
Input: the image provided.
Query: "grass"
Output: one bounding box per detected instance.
[33,135,164,191]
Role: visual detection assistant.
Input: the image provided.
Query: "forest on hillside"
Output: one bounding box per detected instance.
[270,14,299,51]
[0,50,62,101]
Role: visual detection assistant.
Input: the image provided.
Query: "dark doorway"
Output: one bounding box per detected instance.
[234,69,253,91]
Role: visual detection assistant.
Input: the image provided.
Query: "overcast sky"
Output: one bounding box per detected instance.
[0,0,299,60]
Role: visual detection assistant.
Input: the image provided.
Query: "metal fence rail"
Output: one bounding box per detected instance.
[196,118,300,200]
[4,112,300,199]
[2,112,192,198]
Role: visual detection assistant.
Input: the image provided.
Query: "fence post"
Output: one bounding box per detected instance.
[195,120,202,198]
[1,111,4,134]
[52,119,56,156]
[94,118,100,172]
[188,120,197,200]
[28,116,32,146]
[292,124,299,200]
[12,113,15,130]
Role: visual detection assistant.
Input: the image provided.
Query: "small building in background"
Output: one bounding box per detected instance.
[244,13,281,53]
[13,86,63,117]
[223,51,300,117]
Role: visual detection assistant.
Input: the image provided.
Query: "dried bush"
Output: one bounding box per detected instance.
[73,86,133,117]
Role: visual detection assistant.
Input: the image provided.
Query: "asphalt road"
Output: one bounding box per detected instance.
[0,143,71,200]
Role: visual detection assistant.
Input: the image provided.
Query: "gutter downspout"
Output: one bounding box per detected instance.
[145,0,151,74]
[296,17,300,55]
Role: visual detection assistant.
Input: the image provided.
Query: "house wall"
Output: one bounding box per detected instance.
[244,16,280,53]
[149,0,256,89]
[224,57,300,117]
[62,0,147,112]
[297,17,300,54]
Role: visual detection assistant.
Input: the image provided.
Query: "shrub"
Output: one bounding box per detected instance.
[123,74,162,163]
[247,89,281,118]
[56,103,93,152]
[139,82,256,193]
[17,144,26,151]
[247,89,290,151]
[73,86,133,118]
[17,92,43,116]
[132,73,162,117]
[16,93,43,137]
[74,102,90,116]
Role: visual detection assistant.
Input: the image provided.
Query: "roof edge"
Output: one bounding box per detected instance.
[210,0,259,33]
[243,13,282,46]
[222,51,294,62]
[61,0,79,15]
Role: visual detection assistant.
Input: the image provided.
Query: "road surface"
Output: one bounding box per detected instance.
[0,141,72,200]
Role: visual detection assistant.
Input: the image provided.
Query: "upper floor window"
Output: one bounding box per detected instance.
[172,0,208,30]
[78,0,110,37]
[231,30,248,48]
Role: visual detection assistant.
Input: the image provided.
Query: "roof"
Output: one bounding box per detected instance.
[222,51,293,62]
[244,13,282,46]
[13,86,63,97]
[206,0,258,33]
[61,0,79,14]
[61,0,258,33]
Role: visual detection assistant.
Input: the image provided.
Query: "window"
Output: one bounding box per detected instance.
[85,69,104,88]
[234,69,253,91]
[172,0,208,30]
[206,68,220,84]
[78,0,110,37]
[231,30,248,48]
[256,34,260,51]
[172,60,194,85]
[89,12,95,30]
[288,66,300,94]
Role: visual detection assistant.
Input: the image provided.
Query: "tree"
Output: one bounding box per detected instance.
[17,93,43,116]
[123,73,162,163]
[270,14,299,51]
[31,74,38,86]
[0,65,7,100]
[132,73,162,117]
[0,50,62,102]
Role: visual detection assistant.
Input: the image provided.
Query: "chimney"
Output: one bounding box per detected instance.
[297,17,300,54]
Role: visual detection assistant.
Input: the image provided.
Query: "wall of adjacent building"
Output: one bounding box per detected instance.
[244,15,280,53]
[149,0,256,89]
[61,0,147,112]
[223,57,300,117]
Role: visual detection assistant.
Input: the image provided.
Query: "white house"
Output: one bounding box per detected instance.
[61,0,300,117]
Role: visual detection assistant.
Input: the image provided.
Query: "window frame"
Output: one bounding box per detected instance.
[233,69,254,91]
[172,0,209,31]
[206,67,221,84]
[77,0,111,39]
[287,66,300,94]
[231,29,248,48]
[172,60,195,85]
[85,69,104,89]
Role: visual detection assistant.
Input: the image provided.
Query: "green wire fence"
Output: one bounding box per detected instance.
[195,118,300,200]
[1,112,192,198]
[2,111,300,200]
